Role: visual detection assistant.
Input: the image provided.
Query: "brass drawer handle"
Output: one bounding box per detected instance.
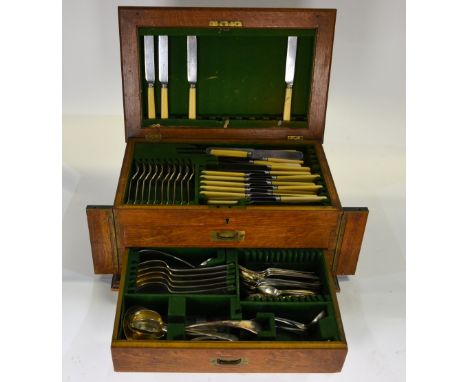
[210,230,245,242]
[210,357,248,366]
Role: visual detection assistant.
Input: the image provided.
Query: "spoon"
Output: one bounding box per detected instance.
[254,284,317,297]
[274,310,327,333]
[123,306,165,340]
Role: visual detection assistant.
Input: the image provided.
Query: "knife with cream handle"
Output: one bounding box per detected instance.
[187,36,197,119]
[158,35,169,119]
[143,35,156,118]
[283,36,298,121]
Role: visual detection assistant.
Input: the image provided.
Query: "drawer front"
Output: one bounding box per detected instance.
[114,208,340,248]
[112,345,347,373]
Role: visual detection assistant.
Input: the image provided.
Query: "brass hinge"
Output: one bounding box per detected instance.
[287,135,304,141]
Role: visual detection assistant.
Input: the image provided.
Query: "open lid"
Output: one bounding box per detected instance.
[119,7,336,142]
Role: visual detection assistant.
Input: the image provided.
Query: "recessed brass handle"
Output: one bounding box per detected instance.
[210,357,248,366]
[210,230,245,242]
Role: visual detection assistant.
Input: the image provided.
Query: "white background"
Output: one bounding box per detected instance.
[62,0,405,381]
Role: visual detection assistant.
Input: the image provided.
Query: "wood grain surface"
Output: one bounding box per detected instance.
[86,206,118,274]
[335,207,369,275]
[111,345,347,372]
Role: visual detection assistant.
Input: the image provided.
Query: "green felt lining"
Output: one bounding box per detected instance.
[124,142,331,206]
[118,247,341,342]
[138,28,316,127]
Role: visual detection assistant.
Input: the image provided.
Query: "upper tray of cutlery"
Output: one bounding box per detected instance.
[123,142,331,206]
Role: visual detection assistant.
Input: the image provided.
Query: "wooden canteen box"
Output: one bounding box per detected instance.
[86,7,369,373]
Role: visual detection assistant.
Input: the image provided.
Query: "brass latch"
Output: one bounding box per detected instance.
[287,135,304,141]
[145,133,162,142]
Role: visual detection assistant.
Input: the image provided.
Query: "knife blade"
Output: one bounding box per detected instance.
[158,35,169,119]
[187,35,197,119]
[283,36,298,121]
[144,35,156,119]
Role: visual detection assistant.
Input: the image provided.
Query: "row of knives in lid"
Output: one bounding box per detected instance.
[144,35,197,120]
[143,35,298,121]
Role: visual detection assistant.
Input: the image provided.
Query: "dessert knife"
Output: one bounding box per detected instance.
[158,35,169,119]
[144,35,156,118]
[187,36,197,119]
[200,191,327,203]
[283,36,298,121]
[207,147,303,161]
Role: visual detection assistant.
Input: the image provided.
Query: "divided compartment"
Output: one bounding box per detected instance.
[117,247,341,343]
[123,142,331,206]
[118,248,238,340]
[234,248,341,341]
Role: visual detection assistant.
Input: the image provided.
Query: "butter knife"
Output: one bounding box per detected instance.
[187,36,197,119]
[283,36,298,121]
[158,35,169,119]
[143,35,156,119]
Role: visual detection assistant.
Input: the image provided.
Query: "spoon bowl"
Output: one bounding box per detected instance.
[123,306,166,340]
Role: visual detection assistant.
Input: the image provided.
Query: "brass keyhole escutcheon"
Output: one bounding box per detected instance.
[225,218,230,224]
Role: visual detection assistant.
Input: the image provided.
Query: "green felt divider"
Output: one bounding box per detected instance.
[118,247,340,342]
[142,118,308,128]
[138,28,316,125]
[125,143,331,206]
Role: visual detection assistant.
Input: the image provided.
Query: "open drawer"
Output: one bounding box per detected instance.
[111,247,347,372]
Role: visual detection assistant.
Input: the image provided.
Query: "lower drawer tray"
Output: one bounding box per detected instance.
[111,247,347,372]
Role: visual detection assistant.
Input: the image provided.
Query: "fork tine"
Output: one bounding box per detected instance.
[180,163,189,205]
[173,162,182,204]
[134,160,147,205]
[141,160,152,203]
[126,161,141,204]
[147,160,158,204]
[187,164,195,204]
[166,163,176,205]
[154,161,164,204]
[160,163,170,204]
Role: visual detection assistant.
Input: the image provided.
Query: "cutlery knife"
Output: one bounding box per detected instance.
[206,162,309,172]
[200,192,327,203]
[201,180,321,187]
[144,35,156,119]
[187,36,197,119]
[200,185,322,193]
[203,170,309,176]
[207,147,303,161]
[158,35,169,119]
[201,174,319,182]
[283,36,298,121]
